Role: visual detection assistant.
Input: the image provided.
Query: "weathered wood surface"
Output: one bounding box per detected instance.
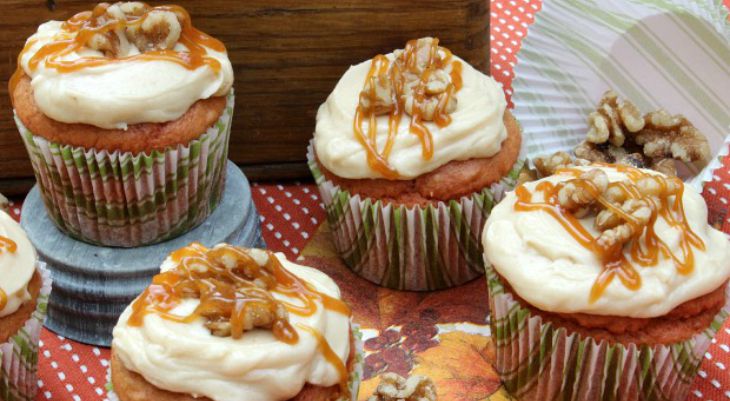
[1,0,489,187]
[20,162,265,346]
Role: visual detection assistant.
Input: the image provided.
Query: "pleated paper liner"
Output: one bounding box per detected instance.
[485,265,729,401]
[0,264,51,401]
[15,91,234,248]
[511,0,730,191]
[308,143,526,291]
[105,324,364,401]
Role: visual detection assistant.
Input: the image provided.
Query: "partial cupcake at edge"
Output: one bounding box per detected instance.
[309,37,524,291]
[10,2,234,247]
[109,243,361,401]
[0,211,51,400]
[483,163,730,400]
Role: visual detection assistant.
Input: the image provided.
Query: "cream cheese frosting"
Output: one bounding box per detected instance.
[112,250,351,401]
[18,18,233,130]
[0,211,37,318]
[314,52,508,180]
[482,166,730,318]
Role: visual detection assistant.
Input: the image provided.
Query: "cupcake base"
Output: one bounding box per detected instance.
[309,144,525,291]
[15,91,234,248]
[486,265,730,401]
[0,265,51,401]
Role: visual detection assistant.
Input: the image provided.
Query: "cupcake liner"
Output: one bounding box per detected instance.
[15,91,234,247]
[511,0,730,191]
[105,323,364,401]
[485,265,730,401]
[308,143,526,291]
[0,263,52,401]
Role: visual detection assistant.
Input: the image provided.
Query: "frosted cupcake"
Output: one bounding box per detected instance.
[309,37,523,291]
[483,164,730,401]
[0,211,51,401]
[10,2,234,247]
[110,243,361,401]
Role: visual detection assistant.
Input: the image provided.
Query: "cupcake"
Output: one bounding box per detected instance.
[482,164,730,401]
[110,243,361,401]
[10,2,235,247]
[0,211,51,401]
[309,37,524,291]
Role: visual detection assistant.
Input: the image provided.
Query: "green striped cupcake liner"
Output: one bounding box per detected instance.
[485,265,729,401]
[14,91,234,247]
[105,323,364,401]
[0,264,51,401]
[308,143,526,291]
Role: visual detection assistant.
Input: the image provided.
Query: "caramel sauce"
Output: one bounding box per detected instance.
[9,3,225,98]
[0,236,19,312]
[514,165,704,303]
[128,243,351,383]
[297,324,349,396]
[353,38,463,178]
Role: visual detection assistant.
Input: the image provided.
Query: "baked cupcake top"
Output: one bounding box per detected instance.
[483,165,730,318]
[112,243,352,401]
[0,211,37,318]
[314,37,508,180]
[12,2,234,130]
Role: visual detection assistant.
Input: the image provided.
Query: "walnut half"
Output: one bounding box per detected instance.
[573,89,711,176]
[367,373,437,401]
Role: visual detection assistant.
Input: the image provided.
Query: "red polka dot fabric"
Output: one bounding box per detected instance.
[4,1,729,399]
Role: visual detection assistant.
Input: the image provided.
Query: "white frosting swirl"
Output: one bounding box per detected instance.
[0,211,37,318]
[19,20,234,130]
[482,166,730,318]
[112,250,351,401]
[314,53,507,179]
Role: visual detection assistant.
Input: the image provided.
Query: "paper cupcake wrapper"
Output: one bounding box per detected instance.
[308,143,526,291]
[0,263,51,401]
[511,0,730,191]
[105,323,364,401]
[15,91,234,247]
[485,265,730,401]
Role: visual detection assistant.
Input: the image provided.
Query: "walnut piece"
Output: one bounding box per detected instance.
[557,169,608,215]
[359,37,458,122]
[596,199,652,251]
[532,151,589,178]
[635,111,711,164]
[367,373,437,401]
[84,2,182,58]
[573,90,711,176]
[125,9,182,52]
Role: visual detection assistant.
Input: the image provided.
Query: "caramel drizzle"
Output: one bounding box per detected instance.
[9,3,225,99]
[353,38,463,178]
[514,165,704,303]
[0,236,19,312]
[128,243,351,385]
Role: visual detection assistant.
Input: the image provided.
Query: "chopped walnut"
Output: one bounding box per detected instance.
[367,373,437,401]
[84,2,182,57]
[359,37,458,122]
[557,169,608,217]
[125,9,182,52]
[635,111,711,164]
[534,151,574,177]
[585,90,644,147]
[573,90,711,176]
[0,193,8,213]
[596,199,653,250]
[360,74,396,115]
